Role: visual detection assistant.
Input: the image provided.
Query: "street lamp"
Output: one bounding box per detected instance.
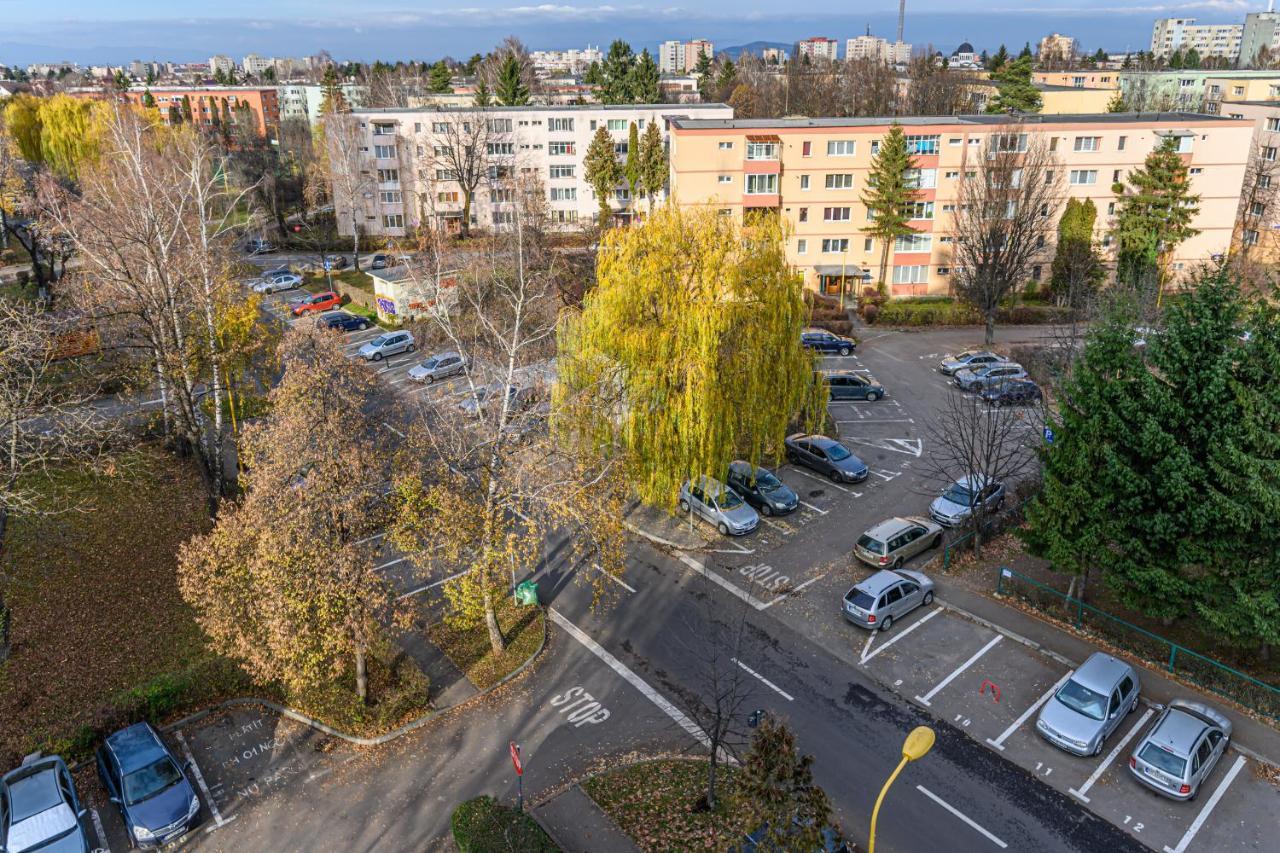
[868,726,935,853]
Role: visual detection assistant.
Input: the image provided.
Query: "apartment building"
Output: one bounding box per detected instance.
[659,40,714,74]
[1150,18,1242,61]
[1239,12,1280,67]
[1206,99,1280,261]
[667,113,1252,297]
[334,103,733,239]
[124,86,281,137]
[278,82,368,125]
[208,55,235,77]
[1037,33,1076,63]
[798,38,840,62]
[530,46,602,76]
[845,36,912,64]
[1120,69,1280,112]
[1033,71,1119,90]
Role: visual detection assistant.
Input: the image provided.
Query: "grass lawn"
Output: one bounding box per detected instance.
[582,759,742,852]
[451,795,559,852]
[427,597,545,691]
[302,269,372,293]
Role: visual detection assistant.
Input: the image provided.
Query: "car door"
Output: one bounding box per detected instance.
[1190,736,1213,789]
[1202,728,1226,782]
[689,485,711,522]
[881,584,905,619]
[898,579,923,614]
[807,443,830,474]
[1106,686,1125,737]
[906,525,930,558]
[441,356,461,377]
[847,375,869,399]
[828,376,849,400]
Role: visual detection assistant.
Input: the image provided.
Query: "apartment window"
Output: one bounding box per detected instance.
[1265,146,1278,162]
[436,169,459,181]
[800,174,810,190]
[1179,78,1194,88]
[614,143,628,155]
[550,165,576,179]
[1107,201,1116,215]
[945,171,959,179]
[1102,234,1113,247]
[718,175,733,184]
[1189,167,1203,175]
[1260,175,1273,188]
[492,211,514,225]
[718,208,733,216]
[802,141,812,156]
[1234,86,1245,96]
[607,119,628,131]
[745,173,778,194]
[939,236,953,243]
[746,142,778,160]
[432,145,452,157]
[377,168,399,183]
[552,210,579,224]
[719,141,734,150]
[870,140,881,155]
[550,187,577,201]
[1073,136,1100,152]
[864,237,874,251]
[905,134,940,155]
[904,168,937,189]
[991,133,1028,153]
[1118,135,1126,151]
[382,214,404,228]
[549,117,574,132]
[942,203,956,212]
[937,266,951,275]
[826,140,856,156]
[1251,201,1266,217]
[486,164,511,180]
[1176,135,1193,153]
[488,142,515,155]
[437,191,459,203]
[894,233,933,253]
[413,122,422,133]
[487,118,513,133]
[615,188,631,201]
[549,141,576,156]
[1031,265,1042,281]
[379,190,402,203]
[416,145,424,156]
[1069,169,1098,185]
[797,239,808,254]
[825,173,854,189]
[948,137,962,146]
[372,123,394,136]
[965,170,977,178]
[906,201,934,220]
[374,144,396,159]
[1049,137,1059,151]
[823,207,851,222]
[431,122,449,133]
[821,238,850,253]
[798,207,808,222]
[892,264,928,284]
[1244,228,1260,246]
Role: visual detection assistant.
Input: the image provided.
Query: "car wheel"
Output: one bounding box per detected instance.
[679,499,690,513]
[717,522,730,536]
[839,346,852,356]
[923,591,934,606]
[407,343,416,353]
[372,352,383,362]
[829,469,842,482]
[892,557,904,570]
[931,535,943,550]
[878,615,893,632]
[426,374,435,384]
[866,391,880,401]
[761,503,773,516]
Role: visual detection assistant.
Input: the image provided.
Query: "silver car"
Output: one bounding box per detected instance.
[939,350,1004,376]
[408,351,467,383]
[842,568,935,631]
[357,331,416,362]
[1129,700,1231,800]
[929,475,1006,527]
[954,363,1028,392]
[854,516,943,570]
[1037,652,1140,756]
[678,476,759,537]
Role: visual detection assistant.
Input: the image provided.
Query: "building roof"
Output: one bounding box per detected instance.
[353,102,731,115]
[668,111,1246,130]
[953,42,976,55]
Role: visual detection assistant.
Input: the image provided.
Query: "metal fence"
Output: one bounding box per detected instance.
[940,494,1035,570]
[995,565,1280,721]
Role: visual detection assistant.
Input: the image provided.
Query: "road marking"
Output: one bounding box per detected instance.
[731,658,794,701]
[869,469,902,482]
[1071,707,1154,803]
[89,808,110,852]
[355,531,386,545]
[139,397,165,407]
[915,635,1002,706]
[916,785,1008,849]
[549,609,716,752]
[758,573,826,609]
[677,554,769,610]
[381,421,406,438]
[1162,755,1247,853]
[798,500,829,515]
[758,516,788,532]
[397,567,472,599]
[986,672,1071,751]
[174,730,233,830]
[860,607,942,664]
[836,418,916,425]
[789,467,858,495]
[707,539,755,555]
[592,562,636,593]
[375,556,407,571]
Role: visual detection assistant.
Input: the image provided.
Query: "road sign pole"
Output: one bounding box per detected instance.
[509,741,524,811]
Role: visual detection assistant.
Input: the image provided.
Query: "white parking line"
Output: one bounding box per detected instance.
[986,672,1071,751]
[89,808,110,852]
[355,531,386,545]
[174,730,233,830]
[916,785,1008,849]
[677,554,769,610]
[915,635,1002,706]
[592,562,637,593]
[397,567,472,599]
[1070,707,1154,803]
[1162,755,1247,853]
[731,657,795,701]
[375,556,407,571]
[860,606,942,664]
[758,573,826,609]
[798,500,829,515]
[789,467,860,496]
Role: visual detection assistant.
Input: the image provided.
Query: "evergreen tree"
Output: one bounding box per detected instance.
[428,60,453,93]
[1048,198,1105,306]
[213,68,227,85]
[144,67,155,85]
[860,124,919,296]
[636,119,668,212]
[319,65,349,114]
[113,69,130,91]
[715,58,737,95]
[990,44,1010,71]
[1019,41,1033,59]
[465,53,484,76]
[141,88,156,109]
[168,104,181,124]
[732,716,832,852]
[494,54,530,105]
[473,78,492,107]
[1106,91,1127,112]
[987,55,1042,113]
[623,121,641,197]
[630,49,660,103]
[584,125,621,224]
[1111,136,1199,288]
[1169,49,1184,70]
[583,60,604,86]
[1184,47,1201,69]
[1094,47,1108,63]
[600,39,636,104]
[181,94,194,122]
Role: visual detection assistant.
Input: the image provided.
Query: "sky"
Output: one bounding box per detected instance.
[0,0,1268,65]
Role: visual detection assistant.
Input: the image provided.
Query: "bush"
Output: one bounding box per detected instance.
[874,298,980,326]
[813,318,853,336]
[451,796,559,853]
[995,304,1076,325]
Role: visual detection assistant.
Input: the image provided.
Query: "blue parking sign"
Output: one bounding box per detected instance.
[1044,427,1055,445]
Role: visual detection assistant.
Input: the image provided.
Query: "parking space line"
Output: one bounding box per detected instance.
[1162,755,1246,853]
[397,567,473,599]
[677,554,769,610]
[860,607,942,664]
[915,635,1002,706]
[592,562,636,593]
[355,531,386,545]
[758,573,826,609]
[731,657,794,701]
[798,500,829,515]
[89,808,110,852]
[986,672,1070,751]
[789,467,859,495]
[1070,707,1154,803]
[174,730,233,829]
[375,556,407,571]
[915,785,1008,849]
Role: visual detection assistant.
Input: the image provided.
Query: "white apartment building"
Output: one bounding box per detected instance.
[659,40,714,74]
[241,54,274,77]
[278,83,369,125]
[1038,33,1076,62]
[761,47,788,64]
[209,55,235,76]
[1150,18,1243,61]
[333,103,732,239]
[845,36,912,64]
[798,37,840,62]
[530,46,603,76]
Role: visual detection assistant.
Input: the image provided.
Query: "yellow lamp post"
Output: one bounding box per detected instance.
[868,726,935,853]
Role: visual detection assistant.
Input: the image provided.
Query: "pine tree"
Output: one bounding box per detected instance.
[113,69,130,91]
[1107,91,1127,112]
[168,104,181,124]
[636,120,667,212]
[623,122,641,198]
[1019,41,1033,59]
[1169,49,1184,70]
[715,58,737,95]
[583,60,604,87]
[1184,47,1202,68]
[1048,198,1105,306]
[584,126,621,224]
[630,49,660,104]
[1111,136,1200,288]
[494,54,530,106]
[990,44,1010,71]
[731,716,832,851]
[1094,47,1108,63]
[473,78,492,107]
[860,124,919,296]
[465,53,484,76]
[141,88,156,109]
[600,39,636,104]
[428,60,453,94]
[987,55,1042,113]
[213,68,226,85]
[319,66,349,114]
[180,94,193,122]
[694,50,715,101]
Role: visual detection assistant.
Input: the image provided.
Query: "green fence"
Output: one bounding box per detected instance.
[995,565,1280,721]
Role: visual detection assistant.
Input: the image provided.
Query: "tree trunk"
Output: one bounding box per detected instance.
[0,506,10,664]
[461,192,473,239]
[878,241,892,298]
[984,312,996,346]
[705,738,719,810]
[351,210,361,271]
[483,587,507,655]
[355,644,368,703]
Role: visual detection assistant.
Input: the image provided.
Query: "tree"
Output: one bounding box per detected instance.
[1094,47,1108,64]
[556,206,823,509]
[861,124,920,296]
[636,120,667,213]
[494,54,530,106]
[141,89,156,109]
[423,112,500,239]
[1111,136,1200,291]
[630,49,660,103]
[473,78,492,107]
[1106,91,1126,112]
[428,60,453,94]
[950,130,1062,344]
[600,40,636,105]
[903,55,976,115]
[715,59,738,96]
[583,61,604,87]
[990,44,1010,72]
[1234,135,1280,263]
[113,69,130,91]
[318,65,349,114]
[622,121,641,200]
[315,112,375,265]
[465,53,484,76]
[987,56,1042,113]
[179,326,405,702]
[181,94,193,122]
[583,125,621,225]
[1048,198,1105,308]
[733,715,832,850]
[694,50,715,101]
[1019,42,1033,59]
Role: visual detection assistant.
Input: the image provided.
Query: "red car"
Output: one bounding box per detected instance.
[292,291,342,316]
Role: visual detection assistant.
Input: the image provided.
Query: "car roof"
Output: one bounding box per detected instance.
[855,569,910,596]
[952,474,989,490]
[864,517,916,539]
[802,328,837,336]
[1071,652,1132,694]
[825,371,869,380]
[3,760,67,820]
[106,723,168,773]
[1147,707,1212,756]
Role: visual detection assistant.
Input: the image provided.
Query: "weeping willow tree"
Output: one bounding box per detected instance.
[556,205,824,509]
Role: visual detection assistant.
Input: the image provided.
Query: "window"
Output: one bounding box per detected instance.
[1234,86,1245,96]
[945,171,959,179]
[802,141,812,156]
[905,134,940,155]
[487,118,513,133]
[826,140,856,156]
[490,188,514,203]
[797,239,808,254]
[607,119,628,131]
[1251,201,1266,217]
[435,169,458,181]
[864,237,873,251]
[614,142,628,155]
[551,210,579,224]
[798,207,808,222]
[550,187,577,201]
[937,266,950,275]
[906,201,934,220]
[746,141,778,160]
[745,173,778,194]
[718,141,734,150]
[821,238,849,253]
[823,207,851,222]
[433,145,452,157]
[870,140,881,155]
[892,264,928,284]
[548,117,574,132]
[1069,169,1097,185]
[377,168,399,183]
[949,137,962,146]
[416,145,424,156]
[382,214,404,228]
[894,234,933,253]
[1073,136,1100,152]
[372,123,394,136]
[374,144,396,159]
[1179,78,1194,88]
[492,211,514,225]
[991,133,1027,153]
[718,208,732,216]
[939,236,953,243]
[1107,201,1116,215]
[1189,167,1202,175]
[1244,228,1260,246]
[437,191,459,203]
[379,190,402,203]
[615,188,631,201]
[549,141,576,156]
[1118,135,1126,151]
[487,142,515,155]
[1268,118,1280,133]
[1260,175,1273,188]
[942,203,956,212]
[549,164,576,179]
[718,175,733,184]
[1265,147,1278,162]
[800,174,810,190]
[825,173,854,189]
[431,121,449,133]
[1031,265,1042,281]
[1176,135,1193,153]
[1111,169,1121,183]
[904,168,937,189]
[413,122,422,133]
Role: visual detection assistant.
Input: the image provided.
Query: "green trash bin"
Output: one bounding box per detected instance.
[514,580,539,606]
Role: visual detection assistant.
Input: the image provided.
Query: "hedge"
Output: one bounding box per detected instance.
[451,796,559,853]
[870,298,1077,327]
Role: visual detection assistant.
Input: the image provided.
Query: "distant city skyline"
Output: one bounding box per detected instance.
[0,1,1263,65]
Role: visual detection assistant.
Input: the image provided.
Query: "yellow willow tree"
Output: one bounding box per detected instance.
[557,205,825,509]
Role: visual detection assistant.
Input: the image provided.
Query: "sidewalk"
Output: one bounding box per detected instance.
[933,572,1280,768]
[532,784,640,853]
[622,501,708,551]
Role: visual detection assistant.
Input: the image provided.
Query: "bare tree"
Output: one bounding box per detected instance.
[423,111,503,239]
[1232,134,1280,270]
[903,55,977,115]
[950,130,1062,344]
[318,111,376,268]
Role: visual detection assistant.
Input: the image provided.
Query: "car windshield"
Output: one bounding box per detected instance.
[1138,742,1188,778]
[846,589,875,609]
[420,358,438,368]
[942,484,975,506]
[1055,678,1108,721]
[825,443,851,461]
[123,757,183,805]
[716,490,744,510]
[953,351,977,361]
[857,535,886,555]
[754,469,782,492]
[371,335,391,346]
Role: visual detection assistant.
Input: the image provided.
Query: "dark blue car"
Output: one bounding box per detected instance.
[317,310,374,332]
[801,330,856,356]
[97,723,200,849]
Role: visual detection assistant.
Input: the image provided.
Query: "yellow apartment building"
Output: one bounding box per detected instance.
[1033,70,1120,90]
[668,112,1253,297]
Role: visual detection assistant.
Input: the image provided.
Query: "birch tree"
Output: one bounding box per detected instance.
[424,112,499,238]
[318,111,374,266]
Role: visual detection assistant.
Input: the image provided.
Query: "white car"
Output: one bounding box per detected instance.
[251,273,302,293]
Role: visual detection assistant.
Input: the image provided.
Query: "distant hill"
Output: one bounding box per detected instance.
[720,41,792,60]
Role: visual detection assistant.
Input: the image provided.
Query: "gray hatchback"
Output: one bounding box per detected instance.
[1037,652,1140,756]
[1129,700,1231,800]
[678,476,759,536]
[842,568,935,631]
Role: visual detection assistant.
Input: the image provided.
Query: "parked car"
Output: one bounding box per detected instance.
[369,254,390,269]
[824,371,885,402]
[1,754,90,853]
[954,363,1028,392]
[97,722,201,849]
[980,378,1042,407]
[929,475,1005,527]
[1036,652,1140,756]
[357,330,416,361]
[407,351,467,383]
[457,383,537,417]
[1129,700,1232,801]
[784,433,868,483]
[260,264,294,279]
[726,461,798,516]
[252,273,303,294]
[244,237,275,254]
[291,291,342,316]
[854,516,943,569]
[801,329,856,356]
[678,476,759,537]
[323,255,349,271]
[842,568,935,632]
[939,350,1004,376]
[316,311,373,332]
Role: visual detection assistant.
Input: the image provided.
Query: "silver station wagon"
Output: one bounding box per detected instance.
[842,568,935,632]
[1129,700,1232,801]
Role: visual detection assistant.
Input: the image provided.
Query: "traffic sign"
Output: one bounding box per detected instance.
[509,741,523,776]
[1043,427,1055,445]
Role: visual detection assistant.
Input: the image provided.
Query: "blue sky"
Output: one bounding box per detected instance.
[0,0,1264,64]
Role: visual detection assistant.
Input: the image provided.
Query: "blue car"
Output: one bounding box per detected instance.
[97,723,200,849]
[1,754,90,853]
[801,329,856,356]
